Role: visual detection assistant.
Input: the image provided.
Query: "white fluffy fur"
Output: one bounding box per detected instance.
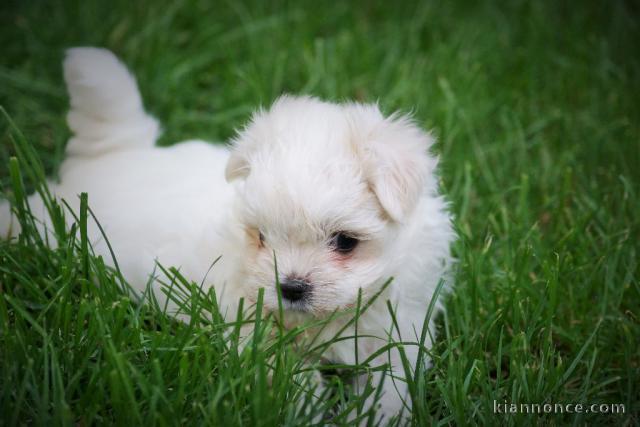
[0,47,455,420]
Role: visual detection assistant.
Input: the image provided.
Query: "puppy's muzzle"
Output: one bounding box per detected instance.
[279,279,310,302]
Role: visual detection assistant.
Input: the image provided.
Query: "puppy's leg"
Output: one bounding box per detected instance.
[0,201,19,239]
[345,350,413,425]
[0,192,61,246]
[63,47,160,157]
[376,368,410,421]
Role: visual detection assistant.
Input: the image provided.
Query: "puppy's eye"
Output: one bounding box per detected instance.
[259,231,265,246]
[331,232,359,254]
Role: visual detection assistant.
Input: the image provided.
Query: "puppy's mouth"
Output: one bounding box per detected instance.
[280,299,311,313]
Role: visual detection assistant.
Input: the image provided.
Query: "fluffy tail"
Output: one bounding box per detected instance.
[64,47,160,157]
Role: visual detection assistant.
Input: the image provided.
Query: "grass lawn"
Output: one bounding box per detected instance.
[1,0,638,425]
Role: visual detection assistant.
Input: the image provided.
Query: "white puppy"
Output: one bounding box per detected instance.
[0,48,455,420]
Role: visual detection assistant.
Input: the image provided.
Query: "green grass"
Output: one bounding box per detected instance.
[1,0,639,425]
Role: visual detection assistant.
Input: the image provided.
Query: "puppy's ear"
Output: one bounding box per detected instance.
[348,104,437,222]
[225,107,272,182]
[225,151,250,182]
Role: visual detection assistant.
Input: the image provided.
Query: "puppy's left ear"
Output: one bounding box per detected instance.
[349,104,437,222]
[225,111,266,182]
[225,107,272,182]
[225,151,250,182]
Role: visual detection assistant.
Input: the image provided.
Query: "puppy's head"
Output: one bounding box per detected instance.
[225,96,437,317]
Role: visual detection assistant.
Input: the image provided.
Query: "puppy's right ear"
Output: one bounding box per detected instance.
[225,151,250,182]
[348,104,437,222]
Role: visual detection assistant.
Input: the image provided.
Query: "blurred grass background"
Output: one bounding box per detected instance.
[0,0,638,425]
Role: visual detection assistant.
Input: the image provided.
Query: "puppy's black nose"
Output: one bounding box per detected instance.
[279,279,310,302]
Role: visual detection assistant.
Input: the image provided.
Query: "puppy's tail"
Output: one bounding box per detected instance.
[64,47,160,157]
